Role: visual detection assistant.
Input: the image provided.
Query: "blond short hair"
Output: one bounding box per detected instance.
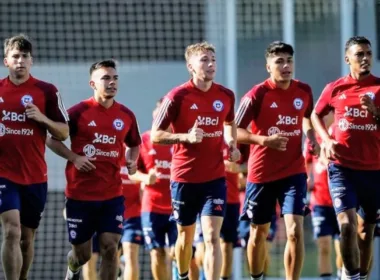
[4,34,32,56]
[184,41,215,62]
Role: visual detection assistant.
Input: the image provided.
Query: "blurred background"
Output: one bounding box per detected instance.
[0,0,379,279]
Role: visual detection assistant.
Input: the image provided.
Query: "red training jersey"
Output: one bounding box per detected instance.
[304,137,332,207]
[236,79,313,183]
[0,75,69,185]
[314,74,380,170]
[65,97,141,201]
[138,130,172,215]
[121,166,142,219]
[154,80,235,183]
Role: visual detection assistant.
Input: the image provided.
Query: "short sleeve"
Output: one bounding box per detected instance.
[303,85,314,118]
[225,93,235,123]
[314,83,334,118]
[67,104,84,137]
[45,86,69,123]
[124,114,142,147]
[152,96,179,130]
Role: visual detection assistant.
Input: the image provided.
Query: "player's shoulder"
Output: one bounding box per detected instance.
[32,77,58,95]
[370,74,380,85]
[117,102,137,120]
[244,81,270,99]
[0,77,7,87]
[67,99,91,115]
[165,82,192,101]
[293,80,312,94]
[213,82,235,98]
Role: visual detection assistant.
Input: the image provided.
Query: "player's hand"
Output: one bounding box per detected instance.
[308,140,320,156]
[187,120,204,144]
[73,155,96,172]
[263,134,289,151]
[224,160,240,173]
[360,94,377,115]
[227,145,241,162]
[126,160,137,175]
[323,139,339,160]
[25,103,48,123]
[145,168,158,185]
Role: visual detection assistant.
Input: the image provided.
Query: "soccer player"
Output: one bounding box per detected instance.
[46,59,141,280]
[311,36,380,280]
[0,34,69,280]
[236,41,318,280]
[120,164,144,280]
[151,41,240,280]
[130,99,177,280]
[304,116,342,280]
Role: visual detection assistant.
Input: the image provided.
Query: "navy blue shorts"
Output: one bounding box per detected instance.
[220,203,240,245]
[170,177,226,226]
[141,212,177,250]
[65,196,124,245]
[121,216,143,245]
[0,177,47,229]
[240,173,307,224]
[311,205,340,240]
[328,163,380,224]
[238,214,278,248]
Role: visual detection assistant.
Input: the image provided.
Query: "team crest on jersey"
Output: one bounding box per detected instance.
[213,100,224,112]
[21,94,33,107]
[0,124,5,137]
[365,92,375,100]
[293,98,303,110]
[113,119,124,131]
[83,144,96,157]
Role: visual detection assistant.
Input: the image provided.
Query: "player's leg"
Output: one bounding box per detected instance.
[279,173,308,280]
[82,233,100,280]
[19,182,47,280]
[334,238,343,280]
[121,217,143,280]
[312,206,338,279]
[171,181,202,279]
[357,209,376,278]
[240,181,276,280]
[200,177,227,280]
[142,212,171,280]
[328,163,361,279]
[220,203,240,280]
[264,214,277,277]
[65,199,97,280]
[97,196,130,280]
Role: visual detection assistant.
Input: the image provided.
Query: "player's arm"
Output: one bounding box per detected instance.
[236,96,288,151]
[303,140,314,191]
[151,97,201,144]
[224,99,240,162]
[311,84,339,158]
[46,137,96,172]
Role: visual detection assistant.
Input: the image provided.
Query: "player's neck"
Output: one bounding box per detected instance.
[8,73,30,86]
[94,95,114,109]
[349,71,371,81]
[270,77,291,90]
[192,77,213,92]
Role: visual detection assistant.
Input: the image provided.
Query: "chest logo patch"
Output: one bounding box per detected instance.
[293,98,303,110]
[113,119,124,131]
[21,95,33,107]
[213,100,224,112]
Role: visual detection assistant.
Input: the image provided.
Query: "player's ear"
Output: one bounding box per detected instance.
[89,80,96,90]
[3,57,8,67]
[344,54,350,65]
[266,62,271,74]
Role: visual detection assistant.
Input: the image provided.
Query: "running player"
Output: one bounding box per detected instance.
[46,59,141,280]
[236,41,317,280]
[151,41,240,280]
[0,34,69,280]
[311,36,380,280]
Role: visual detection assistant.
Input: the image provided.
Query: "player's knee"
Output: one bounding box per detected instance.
[75,249,92,265]
[286,222,303,243]
[3,221,21,243]
[203,233,220,246]
[150,248,166,263]
[177,231,194,246]
[317,241,331,257]
[249,225,270,244]
[100,242,119,261]
[340,223,357,239]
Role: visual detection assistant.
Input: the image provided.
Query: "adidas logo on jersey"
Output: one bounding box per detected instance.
[88,121,97,126]
[270,102,278,108]
[338,93,346,100]
[190,104,198,110]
